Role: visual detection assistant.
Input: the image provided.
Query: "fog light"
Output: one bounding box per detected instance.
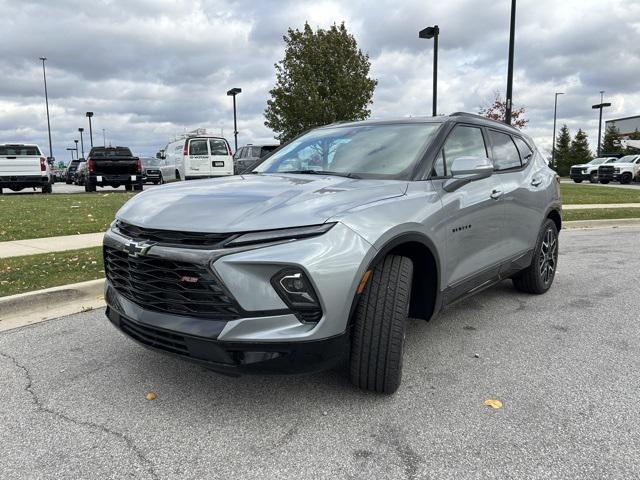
[271,268,321,321]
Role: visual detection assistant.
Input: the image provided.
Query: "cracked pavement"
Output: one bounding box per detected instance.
[1,227,639,479]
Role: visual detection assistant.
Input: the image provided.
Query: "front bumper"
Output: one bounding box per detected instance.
[106,305,349,374]
[569,172,589,181]
[103,221,375,371]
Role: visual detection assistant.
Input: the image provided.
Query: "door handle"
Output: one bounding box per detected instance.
[531,178,542,187]
[490,189,503,200]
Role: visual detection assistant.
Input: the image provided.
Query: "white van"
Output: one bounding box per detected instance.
[162,129,234,180]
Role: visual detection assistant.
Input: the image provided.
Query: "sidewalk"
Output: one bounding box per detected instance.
[563,203,640,210]
[0,232,104,259]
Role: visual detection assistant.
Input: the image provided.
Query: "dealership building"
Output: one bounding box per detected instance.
[605,115,640,137]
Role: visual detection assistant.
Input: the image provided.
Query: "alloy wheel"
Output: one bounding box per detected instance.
[538,228,558,285]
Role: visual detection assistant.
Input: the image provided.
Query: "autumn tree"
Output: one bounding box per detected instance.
[553,124,572,176]
[479,91,529,129]
[264,22,377,142]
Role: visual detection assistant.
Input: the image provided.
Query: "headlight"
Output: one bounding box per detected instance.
[582,169,588,173]
[225,223,335,247]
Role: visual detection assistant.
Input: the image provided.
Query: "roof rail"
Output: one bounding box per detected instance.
[450,112,516,128]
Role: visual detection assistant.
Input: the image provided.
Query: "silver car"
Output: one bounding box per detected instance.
[103,113,561,394]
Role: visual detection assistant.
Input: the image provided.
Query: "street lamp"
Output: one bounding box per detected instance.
[78,127,85,159]
[102,128,106,147]
[551,92,565,169]
[66,147,76,161]
[74,139,79,159]
[504,0,517,125]
[39,57,54,161]
[86,112,94,148]
[226,87,242,151]
[418,25,440,117]
[592,91,611,157]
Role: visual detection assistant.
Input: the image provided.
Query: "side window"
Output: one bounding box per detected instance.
[189,139,208,155]
[431,150,445,177]
[489,130,521,171]
[209,139,228,156]
[442,126,487,174]
[233,148,242,159]
[241,148,251,158]
[513,136,533,165]
[251,147,261,157]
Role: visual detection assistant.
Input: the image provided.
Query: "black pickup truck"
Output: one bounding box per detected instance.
[84,146,143,192]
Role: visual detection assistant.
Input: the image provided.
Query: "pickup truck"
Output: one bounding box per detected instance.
[84,146,143,192]
[0,143,53,194]
[569,157,617,183]
[611,154,640,184]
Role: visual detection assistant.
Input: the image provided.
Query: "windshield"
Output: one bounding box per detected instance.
[588,158,607,165]
[255,123,441,179]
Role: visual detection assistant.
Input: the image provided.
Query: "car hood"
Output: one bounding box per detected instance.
[572,164,590,169]
[116,173,408,233]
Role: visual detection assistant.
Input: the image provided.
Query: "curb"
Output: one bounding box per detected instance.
[564,218,640,230]
[0,278,105,332]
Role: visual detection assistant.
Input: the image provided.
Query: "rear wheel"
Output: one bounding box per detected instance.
[512,219,558,294]
[84,181,96,192]
[42,184,52,194]
[599,179,610,184]
[175,170,181,181]
[349,255,413,394]
[573,179,582,183]
[133,183,143,191]
[125,184,133,191]
[620,173,632,184]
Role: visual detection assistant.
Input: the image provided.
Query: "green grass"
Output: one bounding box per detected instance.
[0,193,134,242]
[564,208,640,222]
[0,247,104,297]
[560,184,640,204]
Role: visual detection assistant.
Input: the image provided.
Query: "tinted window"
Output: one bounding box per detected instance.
[442,126,487,173]
[209,139,228,156]
[489,130,521,170]
[513,137,533,165]
[260,146,278,157]
[251,147,262,157]
[0,145,41,156]
[189,139,208,155]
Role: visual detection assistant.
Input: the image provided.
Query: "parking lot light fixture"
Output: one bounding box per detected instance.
[39,57,54,162]
[592,91,612,157]
[78,127,85,159]
[504,0,517,125]
[74,139,79,158]
[66,147,76,161]
[418,25,439,117]
[86,112,94,148]
[551,92,564,169]
[226,87,242,151]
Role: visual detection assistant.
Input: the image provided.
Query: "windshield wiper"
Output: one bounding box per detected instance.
[280,170,361,179]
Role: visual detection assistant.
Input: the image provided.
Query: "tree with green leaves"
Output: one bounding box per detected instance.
[553,124,572,176]
[601,123,622,155]
[264,22,377,142]
[570,129,592,165]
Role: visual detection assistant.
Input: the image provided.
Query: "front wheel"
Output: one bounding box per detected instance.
[512,219,558,294]
[620,173,632,185]
[589,172,598,183]
[349,255,413,394]
[599,180,610,184]
[573,179,583,183]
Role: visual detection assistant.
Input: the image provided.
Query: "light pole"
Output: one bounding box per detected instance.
[551,92,564,169]
[74,139,79,159]
[504,0,516,125]
[102,128,106,147]
[226,87,242,151]
[66,147,76,161]
[86,112,94,148]
[39,57,54,161]
[592,91,611,157]
[78,127,85,159]
[418,25,439,117]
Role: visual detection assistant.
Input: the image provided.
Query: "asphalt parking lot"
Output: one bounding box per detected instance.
[2,183,160,195]
[1,227,638,479]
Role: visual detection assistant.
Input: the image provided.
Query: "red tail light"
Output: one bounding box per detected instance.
[136,158,142,173]
[39,157,46,172]
[87,159,94,173]
[183,145,188,156]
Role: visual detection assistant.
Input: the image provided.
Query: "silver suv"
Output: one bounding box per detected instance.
[103,113,561,394]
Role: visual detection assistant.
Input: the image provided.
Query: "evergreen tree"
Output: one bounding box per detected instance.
[569,129,592,165]
[264,22,377,142]
[554,124,572,176]
[601,123,622,154]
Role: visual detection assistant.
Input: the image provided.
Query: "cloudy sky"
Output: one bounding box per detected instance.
[1,0,639,163]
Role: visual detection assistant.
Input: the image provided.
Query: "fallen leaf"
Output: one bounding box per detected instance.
[484,399,503,409]
[145,392,157,401]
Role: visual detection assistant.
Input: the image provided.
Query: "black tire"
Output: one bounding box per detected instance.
[175,170,181,181]
[573,179,582,183]
[349,255,413,394]
[133,183,143,191]
[0,187,3,194]
[599,180,610,184]
[125,184,133,191]
[620,173,632,185]
[65,180,71,185]
[84,182,96,192]
[42,184,52,194]
[589,172,598,183]
[512,219,558,294]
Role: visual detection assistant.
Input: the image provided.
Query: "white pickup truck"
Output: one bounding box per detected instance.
[0,143,53,194]
[611,154,640,184]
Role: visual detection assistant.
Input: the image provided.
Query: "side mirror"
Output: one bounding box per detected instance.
[444,156,493,192]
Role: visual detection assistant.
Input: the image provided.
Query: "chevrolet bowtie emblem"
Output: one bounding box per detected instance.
[125,240,155,257]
